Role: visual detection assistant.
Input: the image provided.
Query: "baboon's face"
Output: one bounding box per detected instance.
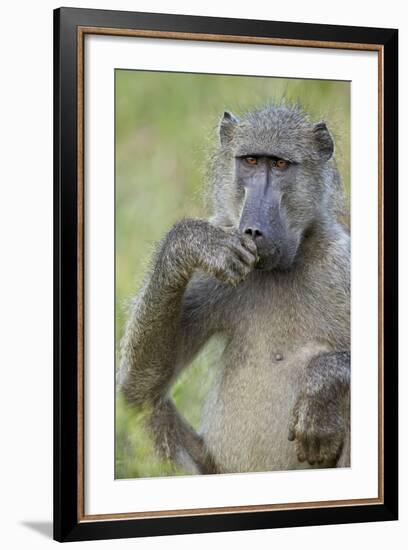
[219,108,334,271]
[235,155,303,271]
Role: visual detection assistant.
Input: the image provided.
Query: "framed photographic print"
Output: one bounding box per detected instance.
[53,7,398,542]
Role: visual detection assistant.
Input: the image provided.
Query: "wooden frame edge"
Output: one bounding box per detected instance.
[79,497,382,523]
[377,45,385,504]
[75,25,385,524]
[77,25,85,522]
[78,25,383,51]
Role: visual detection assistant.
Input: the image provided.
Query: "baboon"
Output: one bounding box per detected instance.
[118,104,350,475]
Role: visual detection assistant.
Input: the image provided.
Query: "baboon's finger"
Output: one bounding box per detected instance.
[288,401,300,441]
[229,258,250,278]
[295,438,308,463]
[319,435,342,464]
[228,243,257,266]
[215,259,249,286]
[215,270,239,287]
[307,437,320,465]
[240,234,258,254]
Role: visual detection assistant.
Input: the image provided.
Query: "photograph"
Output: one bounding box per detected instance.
[52,7,398,542]
[115,70,351,479]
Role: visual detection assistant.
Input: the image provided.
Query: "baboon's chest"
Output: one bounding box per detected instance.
[224,280,325,352]
[199,277,341,473]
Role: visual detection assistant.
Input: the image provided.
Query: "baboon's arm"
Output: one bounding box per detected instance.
[119,273,219,406]
[288,351,350,467]
[118,268,221,474]
[118,219,256,473]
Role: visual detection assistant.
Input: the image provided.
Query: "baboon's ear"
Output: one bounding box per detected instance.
[313,121,334,161]
[219,111,239,146]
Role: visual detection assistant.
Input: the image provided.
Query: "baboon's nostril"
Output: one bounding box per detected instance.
[244,227,263,239]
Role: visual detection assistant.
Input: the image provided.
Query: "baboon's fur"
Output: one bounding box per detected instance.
[118,104,350,474]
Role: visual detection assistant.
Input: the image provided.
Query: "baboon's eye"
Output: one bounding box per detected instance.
[244,157,258,166]
[275,159,289,169]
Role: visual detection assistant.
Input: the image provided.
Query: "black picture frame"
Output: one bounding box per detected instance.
[54,7,398,542]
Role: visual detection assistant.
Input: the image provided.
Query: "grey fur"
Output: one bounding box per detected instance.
[118,104,350,474]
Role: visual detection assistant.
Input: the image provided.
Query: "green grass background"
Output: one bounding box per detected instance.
[115,69,350,479]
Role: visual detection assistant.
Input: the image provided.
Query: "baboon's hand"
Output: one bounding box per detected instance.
[288,391,346,466]
[197,225,257,286]
[287,353,349,466]
[167,219,257,286]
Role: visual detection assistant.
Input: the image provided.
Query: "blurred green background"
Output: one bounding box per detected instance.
[115,69,350,479]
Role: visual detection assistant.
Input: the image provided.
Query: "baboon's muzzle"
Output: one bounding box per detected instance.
[239,187,297,271]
